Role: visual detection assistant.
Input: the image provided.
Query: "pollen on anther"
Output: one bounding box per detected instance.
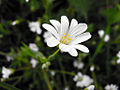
[68,34,70,36]
[68,38,72,40]
[64,33,66,35]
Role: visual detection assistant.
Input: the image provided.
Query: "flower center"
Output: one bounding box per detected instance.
[60,33,72,44]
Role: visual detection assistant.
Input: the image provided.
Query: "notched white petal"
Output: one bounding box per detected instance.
[71,32,91,45]
[61,16,69,35]
[42,24,59,39]
[50,19,61,32]
[46,36,60,47]
[68,47,78,57]
[73,44,89,53]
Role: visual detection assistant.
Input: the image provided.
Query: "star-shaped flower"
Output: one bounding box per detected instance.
[42,16,91,56]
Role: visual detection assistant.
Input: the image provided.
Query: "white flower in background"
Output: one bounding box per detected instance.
[30,58,38,68]
[117,51,120,58]
[50,70,55,76]
[2,67,12,79]
[29,43,39,52]
[90,65,95,72]
[73,72,93,87]
[116,51,120,64]
[12,20,17,26]
[42,62,51,69]
[86,85,95,90]
[43,31,52,43]
[29,21,42,34]
[6,55,13,62]
[42,16,91,57]
[64,86,69,90]
[26,0,29,2]
[116,59,120,64]
[98,30,110,42]
[105,84,118,90]
[73,60,84,69]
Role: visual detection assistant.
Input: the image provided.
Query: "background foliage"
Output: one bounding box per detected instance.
[0,0,120,90]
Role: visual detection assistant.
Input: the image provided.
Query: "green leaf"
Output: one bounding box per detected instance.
[0,82,21,90]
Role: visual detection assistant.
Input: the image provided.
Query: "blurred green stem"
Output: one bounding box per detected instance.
[54,70,75,76]
[89,24,110,65]
[0,51,6,56]
[43,70,52,90]
[92,72,98,88]
[48,49,60,61]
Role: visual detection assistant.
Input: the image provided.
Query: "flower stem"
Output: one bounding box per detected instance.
[48,49,60,61]
[43,70,52,90]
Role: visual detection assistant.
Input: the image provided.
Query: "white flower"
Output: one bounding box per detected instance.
[117,51,120,58]
[105,84,118,90]
[30,58,38,68]
[73,60,84,69]
[6,55,13,62]
[29,43,39,52]
[12,20,17,26]
[90,66,95,72]
[43,31,52,43]
[116,59,120,64]
[50,70,55,76]
[64,86,69,90]
[42,16,91,57]
[2,67,12,79]
[73,72,93,87]
[26,0,29,2]
[29,21,42,34]
[86,85,95,90]
[98,30,110,42]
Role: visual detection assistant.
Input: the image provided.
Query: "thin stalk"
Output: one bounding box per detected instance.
[48,49,60,61]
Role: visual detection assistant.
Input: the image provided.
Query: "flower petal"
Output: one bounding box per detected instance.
[42,24,60,40]
[70,23,88,37]
[68,47,78,57]
[46,36,60,47]
[69,19,78,33]
[73,44,89,53]
[50,19,61,33]
[71,32,91,45]
[59,43,70,52]
[60,16,69,35]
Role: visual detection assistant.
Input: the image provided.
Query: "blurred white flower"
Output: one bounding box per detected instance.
[42,62,51,69]
[105,84,118,90]
[73,72,93,87]
[12,20,17,26]
[116,59,120,64]
[86,85,95,90]
[98,30,110,42]
[43,31,52,43]
[6,55,13,62]
[30,58,38,68]
[73,60,84,69]
[29,21,42,34]
[42,16,91,57]
[117,51,120,58]
[29,43,39,52]
[64,86,69,90]
[50,70,55,76]
[26,0,29,2]
[90,65,95,72]
[2,67,12,79]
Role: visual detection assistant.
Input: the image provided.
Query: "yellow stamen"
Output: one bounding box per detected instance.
[62,36,65,39]
[68,38,72,40]
[64,33,66,35]
[63,40,66,43]
[67,40,69,43]
[68,34,70,36]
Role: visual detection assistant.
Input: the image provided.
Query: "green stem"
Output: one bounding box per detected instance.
[43,70,52,90]
[0,51,7,56]
[54,70,75,76]
[89,24,110,65]
[48,49,60,61]
[92,72,98,89]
